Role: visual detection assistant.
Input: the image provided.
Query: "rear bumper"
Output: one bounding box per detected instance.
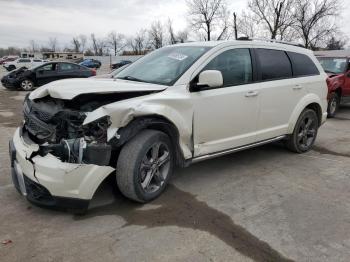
[9,128,115,211]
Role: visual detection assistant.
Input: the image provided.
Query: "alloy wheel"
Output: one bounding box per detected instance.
[21,80,33,91]
[140,142,171,194]
[297,114,317,151]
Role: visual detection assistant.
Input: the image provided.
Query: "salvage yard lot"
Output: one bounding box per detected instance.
[1,66,350,261]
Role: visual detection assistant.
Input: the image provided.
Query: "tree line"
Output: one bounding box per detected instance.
[0,0,347,58]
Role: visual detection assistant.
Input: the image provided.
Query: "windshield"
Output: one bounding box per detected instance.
[117,46,211,85]
[317,57,347,74]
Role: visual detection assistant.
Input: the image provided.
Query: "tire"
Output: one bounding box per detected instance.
[327,92,340,118]
[286,109,319,153]
[20,79,34,91]
[116,130,174,203]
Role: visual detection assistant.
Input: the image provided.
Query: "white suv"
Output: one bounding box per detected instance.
[10,40,328,212]
[3,58,45,71]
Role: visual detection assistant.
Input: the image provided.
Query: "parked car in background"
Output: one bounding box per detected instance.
[9,40,327,212]
[93,64,130,79]
[79,59,101,69]
[3,58,46,71]
[0,56,18,65]
[111,60,132,69]
[1,62,96,91]
[317,55,350,117]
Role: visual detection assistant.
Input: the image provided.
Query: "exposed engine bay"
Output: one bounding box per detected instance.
[23,91,155,166]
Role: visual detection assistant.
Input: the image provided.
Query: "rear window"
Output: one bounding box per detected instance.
[255,49,292,80]
[287,52,319,76]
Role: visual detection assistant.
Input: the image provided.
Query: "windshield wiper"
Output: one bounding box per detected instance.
[118,75,145,83]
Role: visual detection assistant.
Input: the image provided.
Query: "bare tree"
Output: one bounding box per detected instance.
[236,11,260,38]
[71,37,81,52]
[187,0,228,41]
[148,21,164,49]
[129,29,148,55]
[29,40,38,53]
[248,0,295,40]
[79,34,87,52]
[177,30,189,43]
[91,33,99,55]
[167,19,177,44]
[48,37,58,52]
[233,12,238,40]
[326,35,347,50]
[293,0,340,49]
[107,31,126,55]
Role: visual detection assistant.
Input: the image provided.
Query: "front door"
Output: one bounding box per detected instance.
[192,48,260,157]
[36,63,58,86]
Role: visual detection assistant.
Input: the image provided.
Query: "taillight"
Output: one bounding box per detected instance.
[91,69,96,76]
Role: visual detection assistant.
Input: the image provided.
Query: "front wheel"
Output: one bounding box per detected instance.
[20,79,34,91]
[327,92,340,118]
[116,130,174,203]
[286,109,319,153]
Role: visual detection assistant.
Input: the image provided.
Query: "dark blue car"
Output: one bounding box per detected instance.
[79,59,101,69]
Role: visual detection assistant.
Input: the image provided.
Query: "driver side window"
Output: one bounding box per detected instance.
[203,48,252,87]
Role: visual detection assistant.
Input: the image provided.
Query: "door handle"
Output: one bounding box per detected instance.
[293,84,303,90]
[245,90,259,97]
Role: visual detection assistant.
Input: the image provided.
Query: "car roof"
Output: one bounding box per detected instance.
[171,39,312,55]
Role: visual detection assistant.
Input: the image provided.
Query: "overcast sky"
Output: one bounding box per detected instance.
[0,0,349,49]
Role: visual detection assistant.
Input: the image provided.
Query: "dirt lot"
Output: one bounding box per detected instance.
[1,66,350,262]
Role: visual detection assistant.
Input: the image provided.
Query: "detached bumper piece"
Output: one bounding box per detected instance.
[9,139,89,212]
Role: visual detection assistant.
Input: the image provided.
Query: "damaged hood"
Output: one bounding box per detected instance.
[29,78,168,100]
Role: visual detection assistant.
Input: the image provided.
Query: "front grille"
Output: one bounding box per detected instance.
[24,113,54,139]
[23,99,55,140]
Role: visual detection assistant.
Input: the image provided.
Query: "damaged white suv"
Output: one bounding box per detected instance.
[10,40,328,212]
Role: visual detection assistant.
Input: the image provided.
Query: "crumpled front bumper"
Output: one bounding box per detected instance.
[9,128,115,211]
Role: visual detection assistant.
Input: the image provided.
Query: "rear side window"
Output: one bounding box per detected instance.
[255,49,292,80]
[203,48,253,87]
[287,52,319,76]
[59,63,79,71]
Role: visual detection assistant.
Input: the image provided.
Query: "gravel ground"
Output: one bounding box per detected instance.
[1,65,350,262]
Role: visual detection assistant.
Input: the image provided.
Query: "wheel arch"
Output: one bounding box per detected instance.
[287,94,325,133]
[110,115,188,167]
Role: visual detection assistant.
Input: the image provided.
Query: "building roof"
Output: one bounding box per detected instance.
[314,50,350,58]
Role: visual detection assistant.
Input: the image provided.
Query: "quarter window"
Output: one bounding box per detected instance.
[203,48,253,87]
[256,49,292,80]
[287,52,319,76]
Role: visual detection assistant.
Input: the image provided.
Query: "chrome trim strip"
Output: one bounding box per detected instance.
[192,135,286,163]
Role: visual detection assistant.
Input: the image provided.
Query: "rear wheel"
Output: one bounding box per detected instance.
[286,109,319,153]
[327,92,340,118]
[20,79,34,91]
[116,130,174,203]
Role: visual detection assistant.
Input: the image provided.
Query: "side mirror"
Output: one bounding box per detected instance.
[190,70,223,92]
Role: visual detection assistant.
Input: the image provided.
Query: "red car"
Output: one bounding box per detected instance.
[0,56,18,65]
[317,55,350,117]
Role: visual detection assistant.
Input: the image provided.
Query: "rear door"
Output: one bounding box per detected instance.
[57,63,81,79]
[254,48,307,141]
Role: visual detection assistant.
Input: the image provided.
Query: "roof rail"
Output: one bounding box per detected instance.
[250,38,304,48]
